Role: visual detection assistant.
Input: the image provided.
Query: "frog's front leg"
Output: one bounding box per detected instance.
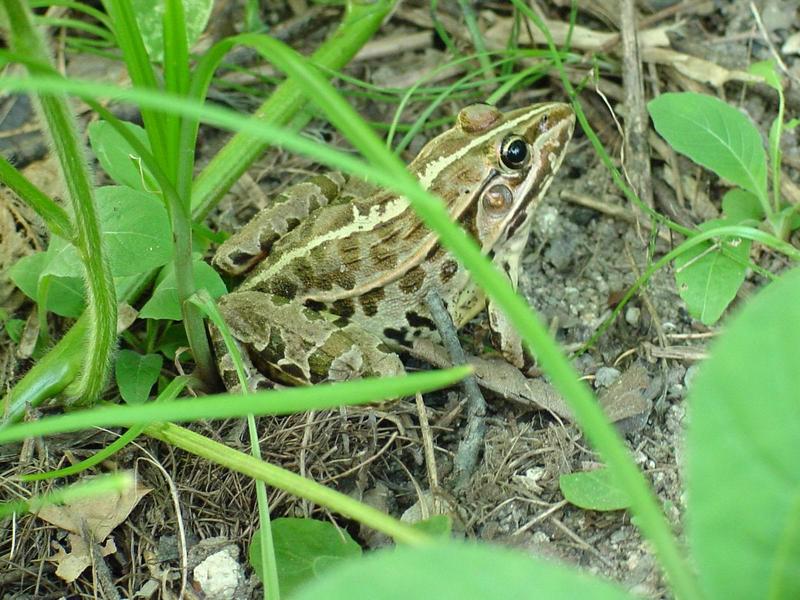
[215,291,404,388]
[487,254,526,368]
[213,172,345,276]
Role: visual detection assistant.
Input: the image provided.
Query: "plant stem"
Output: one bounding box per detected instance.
[3,0,117,404]
[145,422,432,546]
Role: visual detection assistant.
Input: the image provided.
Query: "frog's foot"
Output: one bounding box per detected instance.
[325,328,405,382]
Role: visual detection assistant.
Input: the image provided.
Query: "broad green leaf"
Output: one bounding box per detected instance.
[3,318,25,343]
[114,350,163,404]
[748,60,781,91]
[648,93,767,200]
[88,120,155,191]
[154,323,190,360]
[674,221,751,326]
[40,187,172,278]
[292,542,633,600]
[139,260,227,320]
[777,205,800,232]
[687,267,800,599]
[131,0,213,62]
[721,189,763,224]
[250,518,361,595]
[9,252,85,317]
[559,468,630,511]
[40,235,79,279]
[412,515,452,538]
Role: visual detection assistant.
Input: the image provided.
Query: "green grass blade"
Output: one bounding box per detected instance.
[146,422,431,546]
[0,366,470,443]
[101,0,168,165]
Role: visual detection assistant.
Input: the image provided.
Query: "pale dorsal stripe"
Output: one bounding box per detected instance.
[243,197,410,290]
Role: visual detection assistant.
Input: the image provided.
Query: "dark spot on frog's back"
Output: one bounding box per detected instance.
[398,266,425,294]
[291,256,315,284]
[331,269,356,291]
[331,298,356,319]
[336,238,362,265]
[440,260,458,283]
[326,204,356,231]
[267,276,298,299]
[405,311,436,330]
[304,299,327,313]
[383,327,410,345]
[310,172,343,200]
[370,245,398,271]
[359,287,385,317]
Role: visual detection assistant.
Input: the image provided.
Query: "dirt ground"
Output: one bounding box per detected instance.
[2,1,798,598]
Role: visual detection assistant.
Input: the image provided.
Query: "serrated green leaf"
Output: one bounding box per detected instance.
[140,260,227,320]
[88,120,155,191]
[648,93,767,201]
[131,0,212,62]
[292,542,633,600]
[114,350,162,404]
[9,253,85,317]
[559,468,630,511]
[674,221,751,325]
[687,267,800,599]
[721,189,763,224]
[38,187,172,278]
[249,518,361,595]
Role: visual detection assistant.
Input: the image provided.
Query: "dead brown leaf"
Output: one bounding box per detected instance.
[51,534,117,583]
[33,476,151,540]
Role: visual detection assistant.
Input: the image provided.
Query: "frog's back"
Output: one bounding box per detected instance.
[238,188,437,302]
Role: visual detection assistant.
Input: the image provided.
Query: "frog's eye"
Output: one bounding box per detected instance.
[500,135,529,169]
[482,184,513,214]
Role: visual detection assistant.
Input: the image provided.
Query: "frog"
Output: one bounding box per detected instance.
[211,102,575,390]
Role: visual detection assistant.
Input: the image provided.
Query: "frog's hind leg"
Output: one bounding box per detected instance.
[216,291,405,387]
[209,319,272,392]
[213,172,345,275]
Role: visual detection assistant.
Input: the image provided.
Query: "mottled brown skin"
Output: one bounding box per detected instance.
[213,103,575,387]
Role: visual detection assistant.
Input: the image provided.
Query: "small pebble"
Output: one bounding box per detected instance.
[625,306,641,327]
[594,366,621,388]
[194,548,244,600]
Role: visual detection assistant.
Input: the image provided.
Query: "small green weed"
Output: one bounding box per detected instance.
[648,65,799,324]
